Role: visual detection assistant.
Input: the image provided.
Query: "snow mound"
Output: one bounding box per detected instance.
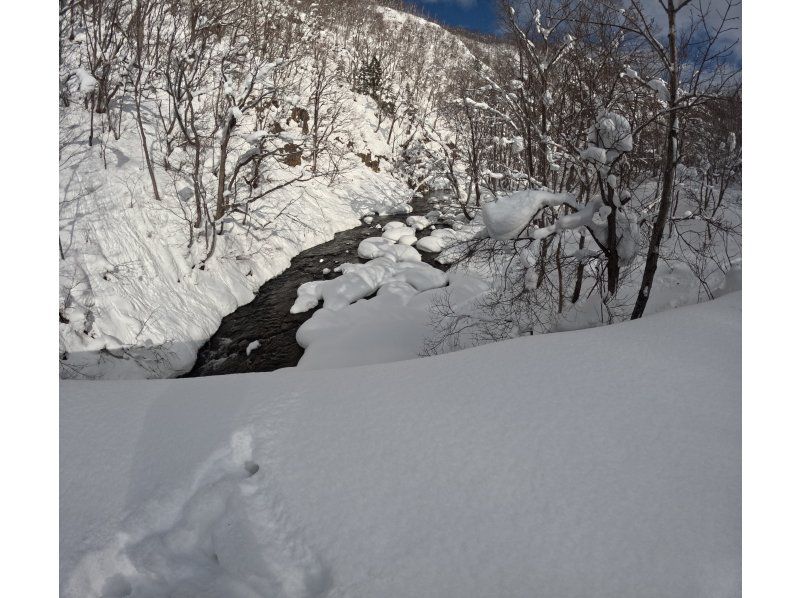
[406,215,431,230]
[397,234,417,246]
[358,237,422,263]
[383,221,406,230]
[415,225,485,254]
[383,244,422,263]
[416,235,447,253]
[358,236,396,259]
[425,210,441,223]
[381,225,417,242]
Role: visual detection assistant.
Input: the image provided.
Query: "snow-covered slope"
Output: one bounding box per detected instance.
[374,5,491,68]
[60,101,410,380]
[61,292,741,597]
[58,31,417,379]
[58,1,496,380]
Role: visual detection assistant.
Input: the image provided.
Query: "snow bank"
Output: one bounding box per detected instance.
[61,293,741,597]
[296,272,489,370]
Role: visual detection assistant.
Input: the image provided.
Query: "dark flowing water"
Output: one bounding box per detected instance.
[183,192,449,377]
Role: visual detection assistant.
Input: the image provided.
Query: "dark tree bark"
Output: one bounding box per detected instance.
[631,0,680,319]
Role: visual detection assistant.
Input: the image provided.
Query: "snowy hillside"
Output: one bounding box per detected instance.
[59,97,411,379]
[58,0,490,379]
[60,291,741,597]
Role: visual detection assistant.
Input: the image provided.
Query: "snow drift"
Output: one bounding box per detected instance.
[61,293,741,598]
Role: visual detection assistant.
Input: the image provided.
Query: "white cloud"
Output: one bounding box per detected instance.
[638,0,742,59]
[418,0,478,8]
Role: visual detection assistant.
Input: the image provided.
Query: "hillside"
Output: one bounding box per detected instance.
[59,1,493,379]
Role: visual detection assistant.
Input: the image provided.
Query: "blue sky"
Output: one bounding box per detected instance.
[406,0,499,34]
[407,0,740,61]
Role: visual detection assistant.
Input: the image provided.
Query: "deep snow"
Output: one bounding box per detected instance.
[61,292,741,598]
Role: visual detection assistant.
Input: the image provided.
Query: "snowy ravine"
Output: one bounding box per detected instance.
[59,98,413,380]
[61,292,741,598]
[58,2,497,381]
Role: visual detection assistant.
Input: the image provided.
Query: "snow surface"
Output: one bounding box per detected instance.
[61,293,741,598]
[296,272,489,370]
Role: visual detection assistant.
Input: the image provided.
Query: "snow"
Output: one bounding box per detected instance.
[61,293,741,597]
[382,221,406,230]
[357,236,421,262]
[73,68,97,94]
[586,110,634,159]
[381,224,416,242]
[714,259,742,297]
[405,215,430,230]
[416,235,447,252]
[295,271,487,369]
[397,234,417,246]
[245,340,261,356]
[648,77,670,102]
[358,236,395,259]
[290,255,441,314]
[483,189,576,240]
[59,98,413,379]
[580,146,607,164]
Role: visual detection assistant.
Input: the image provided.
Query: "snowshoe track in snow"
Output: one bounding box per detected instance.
[66,429,331,598]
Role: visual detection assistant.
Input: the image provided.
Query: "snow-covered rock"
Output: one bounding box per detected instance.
[406,215,431,231]
[381,225,417,242]
[290,253,441,314]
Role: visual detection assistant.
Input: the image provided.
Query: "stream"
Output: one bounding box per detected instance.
[182,191,450,377]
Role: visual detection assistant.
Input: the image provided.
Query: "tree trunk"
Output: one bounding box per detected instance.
[556,237,564,313]
[214,113,235,222]
[135,90,161,201]
[606,203,620,296]
[571,233,586,303]
[631,1,680,319]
